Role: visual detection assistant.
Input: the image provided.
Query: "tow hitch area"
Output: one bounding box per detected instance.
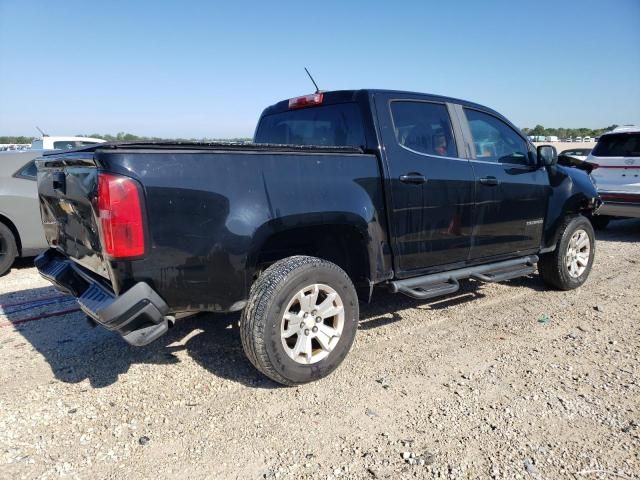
[35,250,170,346]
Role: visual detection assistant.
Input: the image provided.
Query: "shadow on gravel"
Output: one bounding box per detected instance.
[5,277,537,389]
[8,256,37,271]
[8,219,637,389]
[595,218,640,244]
[7,301,279,389]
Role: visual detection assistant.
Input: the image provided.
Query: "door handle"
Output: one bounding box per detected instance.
[399,173,427,184]
[479,176,499,186]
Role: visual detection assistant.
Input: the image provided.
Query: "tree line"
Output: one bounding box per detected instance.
[521,125,619,138]
[1,125,622,145]
[0,133,252,144]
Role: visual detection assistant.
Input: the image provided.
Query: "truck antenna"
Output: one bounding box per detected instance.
[304,67,321,93]
[36,126,49,137]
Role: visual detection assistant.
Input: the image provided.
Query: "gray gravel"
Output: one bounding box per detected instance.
[1,219,639,479]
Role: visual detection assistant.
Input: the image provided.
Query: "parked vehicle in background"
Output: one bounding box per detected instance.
[31,136,105,150]
[588,125,640,229]
[0,138,103,275]
[583,136,592,143]
[575,136,583,142]
[546,136,559,142]
[559,148,592,162]
[0,150,49,275]
[35,89,601,385]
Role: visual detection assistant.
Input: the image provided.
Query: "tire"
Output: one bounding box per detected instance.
[538,216,595,290]
[240,256,359,386]
[0,222,18,277]
[589,215,610,230]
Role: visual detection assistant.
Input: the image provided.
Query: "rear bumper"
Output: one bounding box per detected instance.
[597,191,640,218]
[35,249,169,346]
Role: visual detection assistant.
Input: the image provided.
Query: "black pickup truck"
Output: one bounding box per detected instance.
[35,89,600,385]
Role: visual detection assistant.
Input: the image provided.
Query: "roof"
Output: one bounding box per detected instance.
[259,89,503,119]
[605,125,640,135]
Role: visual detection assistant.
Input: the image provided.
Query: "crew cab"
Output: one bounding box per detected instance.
[35,90,600,385]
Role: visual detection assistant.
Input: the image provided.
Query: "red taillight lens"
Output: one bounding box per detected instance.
[97,172,145,258]
[587,162,600,170]
[288,92,324,109]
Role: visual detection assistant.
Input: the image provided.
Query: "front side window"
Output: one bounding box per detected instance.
[464,109,529,165]
[390,101,457,157]
[592,133,640,157]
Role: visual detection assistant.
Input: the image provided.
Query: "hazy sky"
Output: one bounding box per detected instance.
[1,0,638,138]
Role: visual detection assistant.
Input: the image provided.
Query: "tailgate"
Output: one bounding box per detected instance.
[37,154,109,278]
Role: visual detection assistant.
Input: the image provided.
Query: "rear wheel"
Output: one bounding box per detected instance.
[538,216,595,290]
[240,256,358,385]
[0,223,18,277]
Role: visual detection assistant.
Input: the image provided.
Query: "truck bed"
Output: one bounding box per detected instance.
[36,142,388,314]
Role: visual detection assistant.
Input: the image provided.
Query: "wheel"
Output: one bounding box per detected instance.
[0,223,18,276]
[538,216,595,290]
[589,215,610,230]
[240,256,359,385]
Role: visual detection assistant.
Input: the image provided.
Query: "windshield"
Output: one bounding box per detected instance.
[592,133,640,157]
[254,103,365,147]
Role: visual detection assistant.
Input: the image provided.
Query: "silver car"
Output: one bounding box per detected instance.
[0,150,48,275]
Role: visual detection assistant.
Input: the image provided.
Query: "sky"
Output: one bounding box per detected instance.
[1,0,639,138]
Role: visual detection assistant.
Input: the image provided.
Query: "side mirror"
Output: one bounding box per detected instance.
[537,145,558,167]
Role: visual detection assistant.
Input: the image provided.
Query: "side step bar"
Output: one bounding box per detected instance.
[390,255,538,300]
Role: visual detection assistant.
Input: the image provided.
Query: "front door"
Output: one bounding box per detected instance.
[461,107,550,260]
[375,94,475,275]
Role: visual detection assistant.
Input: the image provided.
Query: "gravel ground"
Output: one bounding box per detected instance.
[1,220,638,480]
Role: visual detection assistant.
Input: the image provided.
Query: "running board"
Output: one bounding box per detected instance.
[390,255,538,300]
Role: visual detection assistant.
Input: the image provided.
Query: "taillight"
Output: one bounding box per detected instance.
[97,172,145,258]
[587,162,600,170]
[288,92,324,109]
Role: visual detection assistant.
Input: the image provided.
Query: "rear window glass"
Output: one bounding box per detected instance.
[560,149,591,156]
[53,141,100,150]
[254,103,365,147]
[592,133,640,157]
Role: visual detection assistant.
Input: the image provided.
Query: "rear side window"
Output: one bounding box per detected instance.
[254,103,365,147]
[464,108,529,165]
[592,133,640,157]
[390,101,457,157]
[14,160,37,180]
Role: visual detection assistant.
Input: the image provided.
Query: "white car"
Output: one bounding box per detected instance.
[587,125,640,228]
[583,136,592,143]
[30,136,105,150]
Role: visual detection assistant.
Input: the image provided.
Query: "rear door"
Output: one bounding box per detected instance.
[374,93,475,275]
[459,106,550,259]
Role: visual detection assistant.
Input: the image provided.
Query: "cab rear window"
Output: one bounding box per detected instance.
[592,133,640,157]
[254,103,365,147]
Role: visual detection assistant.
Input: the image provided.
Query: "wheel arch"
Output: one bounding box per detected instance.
[246,214,375,301]
[543,165,599,250]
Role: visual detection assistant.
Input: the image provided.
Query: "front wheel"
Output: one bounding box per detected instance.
[240,256,359,385]
[538,216,595,290]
